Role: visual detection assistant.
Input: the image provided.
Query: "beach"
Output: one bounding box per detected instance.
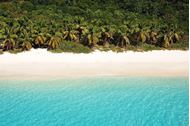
[0,49,188,79]
[0,49,188,126]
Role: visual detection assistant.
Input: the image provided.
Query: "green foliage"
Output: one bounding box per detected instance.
[0,0,188,53]
[54,41,92,53]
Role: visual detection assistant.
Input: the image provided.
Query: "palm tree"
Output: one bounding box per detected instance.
[3,37,16,51]
[99,28,112,46]
[122,33,130,47]
[20,30,32,51]
[150,31,158,45]
[168,31,180,44]
[138,31,147,43]
[63,27,77,42]
[1,28,17,51]
[129,32,139,46]
[47,37,61,50]
[34,33,46,48]
[76,25,84,42]
[112,31,130,48]
[162,35,170,48]
[82,28,99,47]
[112,30,122,46]
[22,41,32,51]
[47,32,62,50]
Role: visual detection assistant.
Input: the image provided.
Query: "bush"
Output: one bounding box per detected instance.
[52,41,92,53]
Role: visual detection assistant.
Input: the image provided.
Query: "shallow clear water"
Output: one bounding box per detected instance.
[0,77,188,126]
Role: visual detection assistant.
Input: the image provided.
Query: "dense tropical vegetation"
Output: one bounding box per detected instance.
[0,0,188,54]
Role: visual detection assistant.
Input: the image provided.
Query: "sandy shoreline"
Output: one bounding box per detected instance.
[0,49,188,80]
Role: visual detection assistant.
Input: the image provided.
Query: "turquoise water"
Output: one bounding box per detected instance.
[0,77,188,126]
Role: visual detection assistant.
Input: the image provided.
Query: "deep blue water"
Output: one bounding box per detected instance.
[0,77,188,126]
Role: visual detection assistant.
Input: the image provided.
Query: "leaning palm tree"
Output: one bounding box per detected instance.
[99,28,112,46]
[122,33,130,47]
[112,31,130,48]
[47,37,61,50]
[162,35,170,48]
[22,41,32,51]
[82,28,99,47]
[34,33,46,48]
[46,31,62,50]
[168,31,180,44]
[63,27,77,42]
[76,25,84,42]
[139,31,147,43]
[173,32,180,43]
[20,30,32,51]
[3,37,16,51]
[1,28,17,51]
[150,31,158,45]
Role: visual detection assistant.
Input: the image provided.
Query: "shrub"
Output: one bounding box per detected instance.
[53,41,92,53]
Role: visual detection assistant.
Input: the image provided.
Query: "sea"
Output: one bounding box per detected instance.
[0,77,188,126]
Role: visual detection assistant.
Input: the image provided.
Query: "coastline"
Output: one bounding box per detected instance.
[0,49,188,80]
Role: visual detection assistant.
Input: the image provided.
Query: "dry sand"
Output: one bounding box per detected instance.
[0,49,188,79]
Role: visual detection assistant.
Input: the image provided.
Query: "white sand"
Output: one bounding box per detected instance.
[0,49,188,79]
